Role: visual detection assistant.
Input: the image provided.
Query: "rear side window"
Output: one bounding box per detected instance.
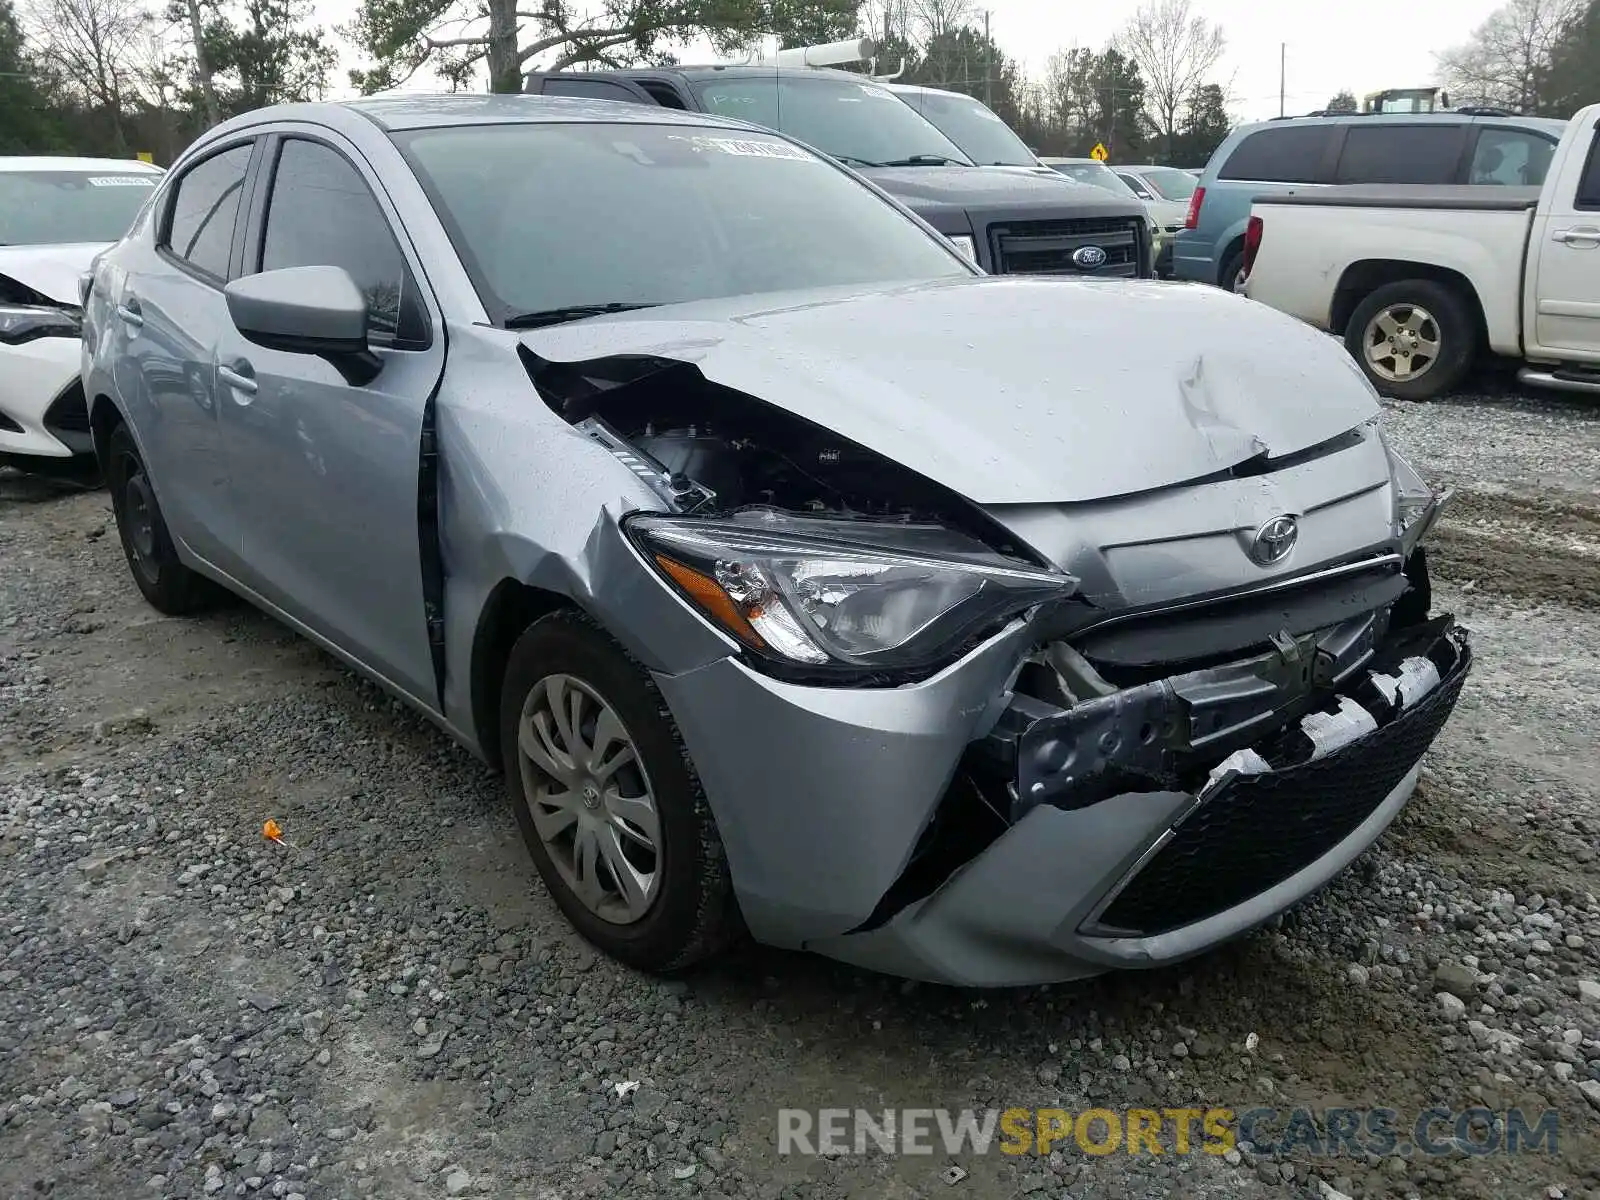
[1218,126,1333,183]
[165,142,253,280]
[542,77,647,104]
[1470,127,1558,186]
[1335,124,1465,184]
[1579,128,1600,210]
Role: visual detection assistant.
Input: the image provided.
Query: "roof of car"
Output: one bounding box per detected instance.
[0,156,164,173]
[1230,110,1569,139]
[533,64,875,83]
[1038,157,1104,166]
[225,93,771,135]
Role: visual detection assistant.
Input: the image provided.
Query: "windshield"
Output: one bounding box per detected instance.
[0,170,159,246]
[1135,167,1196,201]
[1047,162,1139,196]
[395,122,973,322]
[690,75,974,167]
[899,90,1035,167]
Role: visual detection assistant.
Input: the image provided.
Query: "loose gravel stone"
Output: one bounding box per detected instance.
[4,383,1600,1199]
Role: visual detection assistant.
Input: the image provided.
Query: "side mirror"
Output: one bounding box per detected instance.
[224,265,381,386]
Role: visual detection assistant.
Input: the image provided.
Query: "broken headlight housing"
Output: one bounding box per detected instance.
[1379,427,1450,556]
[0,303,80,346]
[629,510,1075,674]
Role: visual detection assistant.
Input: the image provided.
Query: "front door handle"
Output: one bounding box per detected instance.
[219,362,257,399]
[1552,226,1600,246]
[116,296,143,328]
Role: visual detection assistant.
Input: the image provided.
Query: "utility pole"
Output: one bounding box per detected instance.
[1279,43,1286,117]
[983,10,992,107]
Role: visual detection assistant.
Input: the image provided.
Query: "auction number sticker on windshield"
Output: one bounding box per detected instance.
[671,135,813,161]
[858,85,895,99]
[88,176,157,186]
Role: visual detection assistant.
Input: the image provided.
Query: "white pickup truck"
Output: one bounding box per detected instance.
[1242,102,1600,400]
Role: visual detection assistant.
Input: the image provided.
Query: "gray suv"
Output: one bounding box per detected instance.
[525,65,1154,278]
[1176,110,1569,290]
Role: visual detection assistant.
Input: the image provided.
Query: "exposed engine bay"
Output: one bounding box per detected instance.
[522,346,1036,559]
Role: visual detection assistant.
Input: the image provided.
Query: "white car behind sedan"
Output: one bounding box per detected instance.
[0,156,162,472]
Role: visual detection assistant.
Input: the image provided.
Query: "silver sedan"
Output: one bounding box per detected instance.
[81,94,1468,986]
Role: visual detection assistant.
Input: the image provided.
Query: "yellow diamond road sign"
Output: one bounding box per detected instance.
[1090,143,1109,162]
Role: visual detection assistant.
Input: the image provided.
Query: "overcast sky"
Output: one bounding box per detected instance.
[320,0,1501,124]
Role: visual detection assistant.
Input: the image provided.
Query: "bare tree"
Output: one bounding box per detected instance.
[1115,0,1225,160]
[909,0,971,43]
[25,0,147,151]
[1435,0,1584,113]
[860,0,911,45]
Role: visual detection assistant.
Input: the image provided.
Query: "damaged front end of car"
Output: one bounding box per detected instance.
[515,319,1467,987]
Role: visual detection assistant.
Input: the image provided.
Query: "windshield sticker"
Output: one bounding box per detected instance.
[858,85,895,99]
[87,176,157,187]
[668,135,813,162]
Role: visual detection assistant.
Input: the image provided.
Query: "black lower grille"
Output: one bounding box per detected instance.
[42,381,92,453]
[988,217,1143,277]
[1092,640,1470,937]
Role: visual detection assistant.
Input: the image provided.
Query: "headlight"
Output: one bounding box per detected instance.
[945,234,977,263]
[1380,427,1449,555]
[629,510,1075,674]
[0,304,81,345]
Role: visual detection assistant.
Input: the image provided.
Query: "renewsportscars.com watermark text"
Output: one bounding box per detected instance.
[778,1106,1560,1158]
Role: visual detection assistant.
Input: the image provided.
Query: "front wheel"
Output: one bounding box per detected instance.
[1345,280,1477,401]
[498,611,739,973]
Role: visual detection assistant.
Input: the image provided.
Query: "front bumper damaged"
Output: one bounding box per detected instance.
[801,619,1469,986]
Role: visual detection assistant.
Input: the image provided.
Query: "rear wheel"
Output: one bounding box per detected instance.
[1345,280,1476,400]
[498,611,738,972]
[1218,245,1247,293]
[105,423,219,614]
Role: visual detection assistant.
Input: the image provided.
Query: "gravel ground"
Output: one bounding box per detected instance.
[4,385,1600,1200]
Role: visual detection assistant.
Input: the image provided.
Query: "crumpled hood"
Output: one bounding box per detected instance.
[520,276,1382,505]
[0,242,104,306]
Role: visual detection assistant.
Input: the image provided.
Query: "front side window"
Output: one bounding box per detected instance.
[905,90,1035,167]
[1135,167,1196,201]
[259,138,411,340]
[690,76,973,168]
[1335,124,1465,185]
[1579,128,1600,210]
[0,169,159,246]
[1116,172,1154,199]
[1219,126,1334,184]
[166,143,254,279]
[1049,163,1138,196]
[1470,127,1558,187]
[395,121,973,323]
[543,78,648,105]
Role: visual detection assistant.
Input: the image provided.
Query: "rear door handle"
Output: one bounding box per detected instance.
[1552,227,1600,245]
[219,362,257,399]
[116,296,143,327]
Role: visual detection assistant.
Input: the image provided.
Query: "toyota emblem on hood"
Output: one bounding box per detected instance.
[1249,515,1299,566]
[1071,245,1108,269]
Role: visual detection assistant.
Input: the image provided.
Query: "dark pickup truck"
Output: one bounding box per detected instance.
[523,65,1155,279]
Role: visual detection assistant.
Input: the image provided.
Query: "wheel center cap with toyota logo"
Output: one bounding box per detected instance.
[1071,245,1108,269]
[1249,515,1299,566]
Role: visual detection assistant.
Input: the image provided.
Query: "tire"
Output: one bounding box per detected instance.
[1345,280,1477,401]
[1218,245,1246,293]
[498,610,738,973]
[104,423,220,614]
